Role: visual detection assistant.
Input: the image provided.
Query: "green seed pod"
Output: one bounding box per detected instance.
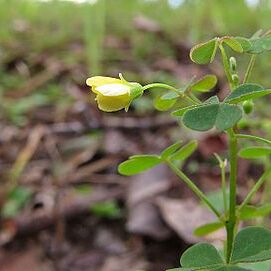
[230,57,237,72]
[243,100,254,114]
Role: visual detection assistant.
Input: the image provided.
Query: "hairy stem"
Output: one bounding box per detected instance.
[226,129,238,263]
[166,160,221,219]
[239,166,271,211]
[243,55,256,83]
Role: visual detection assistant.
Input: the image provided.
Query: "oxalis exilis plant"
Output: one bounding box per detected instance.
[86,31,271,271]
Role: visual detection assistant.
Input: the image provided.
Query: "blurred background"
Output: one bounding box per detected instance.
[1,0,271,270]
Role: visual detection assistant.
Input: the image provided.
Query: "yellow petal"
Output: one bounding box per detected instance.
[96,94,130,112]
[96,83,130,96]
[86,76,121,87]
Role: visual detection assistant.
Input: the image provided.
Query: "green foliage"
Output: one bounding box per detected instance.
[231,227,271,264]
[224,84,271,104]
[193,221,224,237]
[161,141,183,159]
[191,74,218,92]
[180,243,224,269]
[118,155,162,176]
[190,38,219,64]
[90,200,121,219]
[239,147,271,159]
[169,140,198,161]
[2,186,32,218]
[239,204,271,220]
[182,102,242,131]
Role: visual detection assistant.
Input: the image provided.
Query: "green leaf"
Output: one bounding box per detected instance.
[161,141,183,159]
[224,84,271,104]
[223,37,244,53]
[180,243,224,269]
[1,186,32,218]
[239,147,271,159]
[231,227,271,263]
[172,105,199,117]
[170,140,198,161]
[194,221,224,237]
[90,200,121,218]
[214,267,252,271]
[215,104,243,131]
[239,204,271,220]
[161,92,180,100]
[183,103,242,132]
[118,155,162,176]
[191,74,218,92]
[190,38,219,64]
[155,95,177,111]
[248,36,271,54]
[234,37,252,52]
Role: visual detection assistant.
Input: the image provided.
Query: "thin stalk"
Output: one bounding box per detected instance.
[236,134,271,146]
[166,160,221,219]
[243,55,256,83]
[239,166,271,211]
[143,83,199,105]
[219,44,234,90]
[226,129,238,263]
[221,160,228,214]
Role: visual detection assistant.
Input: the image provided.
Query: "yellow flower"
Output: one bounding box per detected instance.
[86,75,143,112]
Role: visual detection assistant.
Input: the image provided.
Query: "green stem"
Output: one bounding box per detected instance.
[221,160,228,214]
[236,134,271,146]
[166,160,221,219]
[143,83,199,105]
[239,166,271,211]
[219,44,234,90]
[142,83,178,92]
[226,129,238,263]
[243,55,256,83]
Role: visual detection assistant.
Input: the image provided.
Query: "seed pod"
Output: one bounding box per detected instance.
[243,100,254,114]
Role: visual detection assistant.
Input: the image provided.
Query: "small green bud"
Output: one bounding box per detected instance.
[237,119,249,129]
[229,57,237,72]
[232,74,239,85]
[243,100,254,114]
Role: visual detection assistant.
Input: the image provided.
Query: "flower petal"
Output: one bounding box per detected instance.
[96,94,130,112]
[86,76,121,87]
[96,83,130,96]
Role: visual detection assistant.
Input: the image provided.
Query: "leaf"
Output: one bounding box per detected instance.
[190,38,219,64]
[239,147,271,159]
[214,267,252,271]
[2,186,32,218]
[239,204,271,220]
[215,104,243,131]
[191,74,218,92]
[180,243,224,269]
[194,221,224,237]
[155,95,177,111]
[224,84,271,104]
[118,155,162,176]
[161,92,180,100]
[248,36,271,54]
[182,103,242,132]
[172,105,199,117]
[161,141,183,159]
[234,37,252,52]
[231,226,271,263]
[223,37,244,53]
[170,140,198,161]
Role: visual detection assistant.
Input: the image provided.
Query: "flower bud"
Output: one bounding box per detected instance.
[86,75,143,112]
[232,74,239,85]
[243,100,254,114]
[229,57,237,72]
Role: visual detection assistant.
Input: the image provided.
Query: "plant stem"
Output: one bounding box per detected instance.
[143,83,199,105]
[142,83,178,92]
[239,166,271,211]
[243,55,256,83]
[226,129,238,263]
[166,160,221,219]
[219,44,234,90]
[221,160,228,214]
[236,133,271,146]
